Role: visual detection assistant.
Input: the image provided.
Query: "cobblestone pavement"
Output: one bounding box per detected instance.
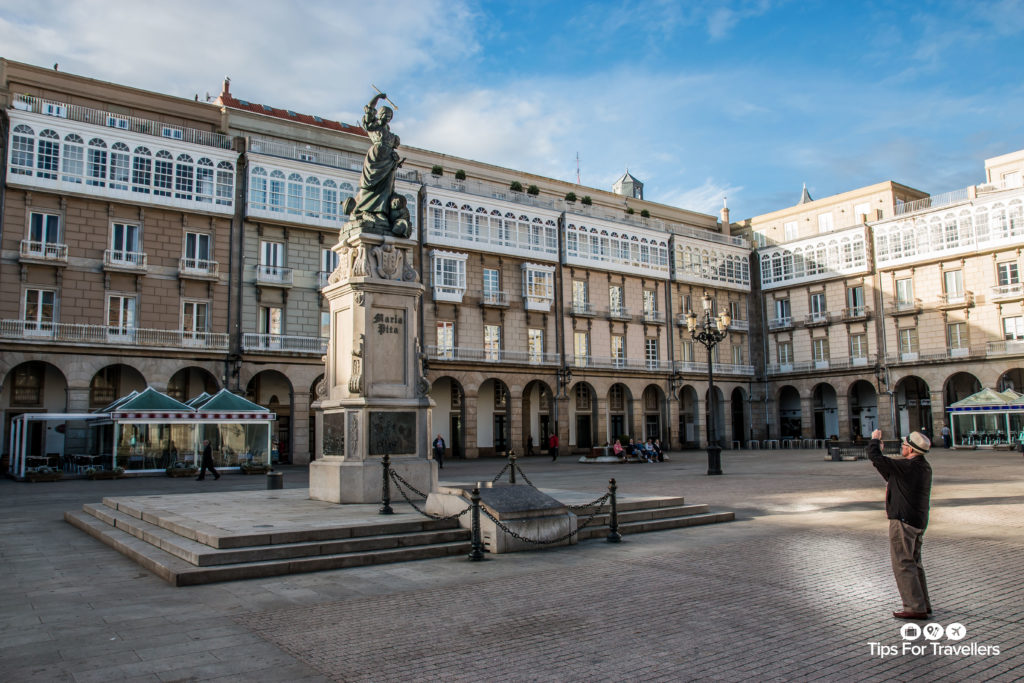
[1,448,1022,681]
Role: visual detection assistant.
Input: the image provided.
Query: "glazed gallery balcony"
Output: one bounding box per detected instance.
[0,320,228,350]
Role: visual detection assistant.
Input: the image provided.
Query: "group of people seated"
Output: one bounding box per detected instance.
[611,437,664,463]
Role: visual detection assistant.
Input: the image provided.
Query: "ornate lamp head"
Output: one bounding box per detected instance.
[686,310,698,332]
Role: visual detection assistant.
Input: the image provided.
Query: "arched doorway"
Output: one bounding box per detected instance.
[607,383,632,443]
[730,387,747,445]
[641,384,664,442]
[812,383,838,439]
[2,361,69,463]
[848,380,878,439]
[246,370,293,464]
[90,364,146,409]
[998,368,1024,392]
[570,382,598,448]
[778,386,801,439]
[477,379,510,456]
[895,376,931,438]
[678,385,699,449]
[167,366,218,403]
[522,380,553,455]
[430,377,465,459]
[943,372,981,438]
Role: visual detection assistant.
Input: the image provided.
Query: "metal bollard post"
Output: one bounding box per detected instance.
[508,450,517,485]
[468,486,485,561]
[379,453,394,515]
[606,478,622,543]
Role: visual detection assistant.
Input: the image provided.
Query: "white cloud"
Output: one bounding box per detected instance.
[0,0,478,113]
[660,178,744,215]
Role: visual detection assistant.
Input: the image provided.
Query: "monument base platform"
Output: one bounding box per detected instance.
[309,456,437,504]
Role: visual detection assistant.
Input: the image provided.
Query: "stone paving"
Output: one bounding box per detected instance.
[1,447,1022,681]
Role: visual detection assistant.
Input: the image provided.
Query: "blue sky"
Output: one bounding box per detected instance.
[2,0,1023,218]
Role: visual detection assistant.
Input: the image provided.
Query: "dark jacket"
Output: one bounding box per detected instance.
[867,438,932,529]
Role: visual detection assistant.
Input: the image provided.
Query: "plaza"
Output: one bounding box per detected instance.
[1,447,1021,681]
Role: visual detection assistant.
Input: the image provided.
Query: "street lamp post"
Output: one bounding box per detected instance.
[686,292,731,475]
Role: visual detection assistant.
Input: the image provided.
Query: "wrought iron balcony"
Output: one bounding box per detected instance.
[938,291,973,309]
[768,316,793,330]
[642,310,666,324]
[480,290,510,307]
[804,312,830,326]
[255,264,293,287]
[19,240,68,264]
[841,306,870,321]
[179,258,219,280]
[570,302,597,317]
[889,298,922,315]
[103,249,148,272]
[674,360,756,376]
[609,305,632,321]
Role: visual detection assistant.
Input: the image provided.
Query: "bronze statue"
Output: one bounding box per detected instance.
[344,92,410,237]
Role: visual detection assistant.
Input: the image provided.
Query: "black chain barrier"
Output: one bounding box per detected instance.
[479,490,611,546]
[387,467,473,522]
[512,461,534,488]
[490,462,511,483]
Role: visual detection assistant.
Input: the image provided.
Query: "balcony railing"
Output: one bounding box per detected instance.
[13,94,233,149]
[890,298,922,315]
[990,283,1023,301]
[424,175,558,210]
[255,264,293,286]
[570,356,674,372]
[728,319,749,332]
[805,312,830,326]
[480,290,510,307]
[768,316,793,330]
[766,355,876,375]
[523,296,552,312]
[570,302,597,317]
[427,345,561,365]
[939,291,973,308]
[986,340,1024,357]
[885,348,983,364]
[179,258,219,279]
[642,310,666,324]
[0,320,227,350]
[609,306,632,321]
[19,240,68,263]
[674,360,756,376]
[242,333,326,355]
[841,306,870,321]
[103,249,148,271]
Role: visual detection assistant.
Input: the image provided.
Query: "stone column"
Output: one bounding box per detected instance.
[596,397,609,446]
[291,390,311,465]
[877,391,895,436]
[463,395,479,459]
[928,390,943,442]
[630,398,643,441]
[800,395,814,440]
[508,388,523,457]
[837,391,851,441]
[696,396,707,447]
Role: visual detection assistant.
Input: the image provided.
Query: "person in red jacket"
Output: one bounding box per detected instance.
[868,428,933,620]
[548,432,559,462]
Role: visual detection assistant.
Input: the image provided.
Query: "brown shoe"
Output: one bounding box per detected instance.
[893,611,929,620]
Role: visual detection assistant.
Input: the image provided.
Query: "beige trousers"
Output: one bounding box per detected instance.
[888,519,931,614]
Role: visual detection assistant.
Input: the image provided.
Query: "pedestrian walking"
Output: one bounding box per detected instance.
[867,429,932,620]
[526,435,535,457]
[940,423,951,449]
[196,439,220,481]
[549,432,559,461]
[432,433,446,469]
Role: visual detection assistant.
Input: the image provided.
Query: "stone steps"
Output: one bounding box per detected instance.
[65,508,472,587]
[64,490,734,586]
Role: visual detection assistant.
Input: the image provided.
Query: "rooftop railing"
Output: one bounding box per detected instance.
[13,94,232,149]
[895,187,970,216]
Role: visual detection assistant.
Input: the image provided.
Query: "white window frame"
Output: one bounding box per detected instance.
[997,261,1019,286]
[431,250,468,303]
[784,221,798,241]
[573,331,589,367]
[106,294,137,340]
[110,222,141,264]
[22,288,56,335]
[528,328,544,363]
[484,324,501,362]
[645,338,659,370]
[521,263,555,310]
[817,213,834,233]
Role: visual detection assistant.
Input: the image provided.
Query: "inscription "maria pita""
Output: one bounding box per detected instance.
[373,312,403,335]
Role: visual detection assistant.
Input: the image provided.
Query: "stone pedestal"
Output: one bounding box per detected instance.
[310,229,436,503]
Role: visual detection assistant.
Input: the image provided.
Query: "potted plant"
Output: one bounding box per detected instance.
[240,461,271,475]
[26,466,63,482]
[640,209,650,218]
[165,461,199,477]
[86,466,126,480]
[454,169,467,180]
[510,181,524,193]
[581,196,593,206]
[626,207,635,215]
[564,192,577,203]
[431,164,444,177]
[526,184,540,196]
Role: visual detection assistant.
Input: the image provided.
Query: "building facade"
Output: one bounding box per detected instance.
[2,58,1021,467]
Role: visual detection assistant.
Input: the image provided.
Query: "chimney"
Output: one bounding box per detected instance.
[720,197,731,236]
[221,76,231,97]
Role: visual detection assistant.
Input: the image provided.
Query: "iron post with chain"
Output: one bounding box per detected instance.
[468,486,485,561]
[508,450,517,484]
[607,478,621,543]
[379,453,394,515]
